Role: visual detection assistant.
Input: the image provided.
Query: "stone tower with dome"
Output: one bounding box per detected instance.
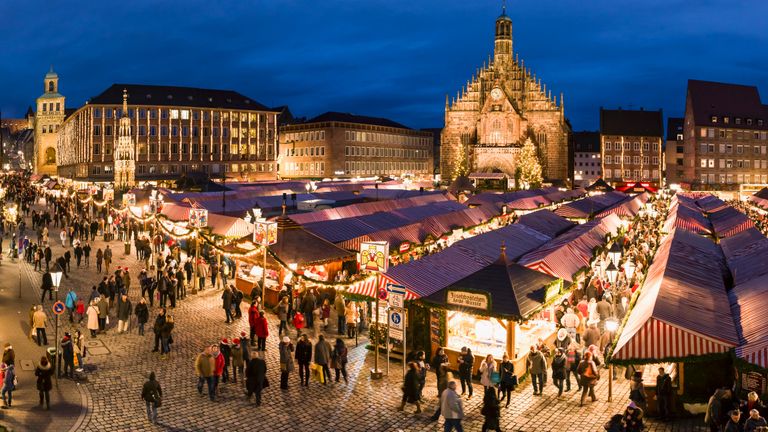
[440,5,570,184]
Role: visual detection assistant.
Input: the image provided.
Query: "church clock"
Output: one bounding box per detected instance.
[490,87,503,101]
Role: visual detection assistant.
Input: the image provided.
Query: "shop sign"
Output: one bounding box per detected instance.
[386,283,406,309]
[399,242,410,253]
[359,241,389,273]
[389,309,404,341]
[446,290,489,311]
[742,371,766,394]
[253,220,277,246]
[123,193,136,206]
[189,208,209,228]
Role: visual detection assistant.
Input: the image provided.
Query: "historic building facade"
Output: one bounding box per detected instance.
[600,108,664,188]
[440,7,570,183]
[278,112,433,179]
[57,84,279,183]
[682,79,768,188]
[33,67,66,175]
[572,131,601,188]
[665,117,684,186]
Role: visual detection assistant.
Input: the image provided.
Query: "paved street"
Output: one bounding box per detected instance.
[0,199,709,432]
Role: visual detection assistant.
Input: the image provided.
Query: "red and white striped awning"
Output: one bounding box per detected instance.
[737,341,768,369]
[343,275,418,301]
[613,318,735,361]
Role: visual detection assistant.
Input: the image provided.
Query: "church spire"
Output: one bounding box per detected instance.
[494,1,513,64]
[122,88,128,115]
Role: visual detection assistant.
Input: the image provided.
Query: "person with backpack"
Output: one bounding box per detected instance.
[65,289,77,323]
[1,363,16,409]
[141,372,162,424]
[332,338,348,384]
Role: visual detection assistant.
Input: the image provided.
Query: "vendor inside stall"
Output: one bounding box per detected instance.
[421,247,567,379]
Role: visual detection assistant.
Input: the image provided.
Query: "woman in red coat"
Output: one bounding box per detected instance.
[254,311,269,352]
[248,302,259,347]
[292,311,305,339]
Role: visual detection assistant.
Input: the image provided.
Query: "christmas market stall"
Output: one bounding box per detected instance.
[553,191,627,221]
[417,248,565,380]
[609,227,738,413]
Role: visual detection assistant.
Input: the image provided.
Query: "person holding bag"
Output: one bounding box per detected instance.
[577,351,600,406]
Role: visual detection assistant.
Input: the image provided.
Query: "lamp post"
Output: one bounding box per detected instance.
[605,261,619,287]
[607,241,622,267]
[188,208,208,295]
[245,208,276,306]
[51,264,63,386]
[624,260,636,283]
[605,317,619,402]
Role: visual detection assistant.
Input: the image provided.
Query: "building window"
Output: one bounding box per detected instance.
[712,116,718,123]
[172,126,178,137]
[182,126,189,137]
[93,108,102,118]
[149,109,157,119]
[106,109,113,119]
[93,125,101,136]
[93,144,100,155]
[604,155,612,165]
[643,156,649,165]
[139,125,146,136]
[181,110,190,120]
[105,125,113,136]
[150,126,157,136]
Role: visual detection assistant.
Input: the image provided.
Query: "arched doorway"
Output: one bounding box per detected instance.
[45,147,56,165]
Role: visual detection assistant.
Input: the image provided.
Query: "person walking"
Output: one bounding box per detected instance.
[33,305,48,346]
[231,338,244,384]
[276,296,289,336]
[577,351,600,406]
[245,355,267,406]
[441,380,465,432]
[221,285,233,324]
[332,338,348,384]
[1,363,16,409]
[478,354,496,392]
[65,289,77,323]
[103,245,112,274]
[248,301,259,343]
[141,372,162,424]
[218,339,231,383]
[565,342,581,393]
[278,336,294,389]
[295,334,312,387]
[97,296,109,332]
[254,311,269,351]
[552,348,567,397]
[61,332,75,379]
[344,300,358,339]
[527,345,546,396]
[2,344,15,367]
[117,294,132,334]
[151,309,166,352]
[195,346,215,401]
[430,347,451,422]
[334,294,346,335]
[95,248,103,273]
[292,310,306,339]
[160,315,175,358]
[314,334,332,385]
[498,353,515,407]
[40,271,53,303]
[480,387,501,432]
[135,298,149,336]
[86,300,100,337]
[35,356,54,410]
[398,362,422,413]
[457,347,474,398]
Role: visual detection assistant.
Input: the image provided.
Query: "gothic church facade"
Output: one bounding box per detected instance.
[441,7,570,183]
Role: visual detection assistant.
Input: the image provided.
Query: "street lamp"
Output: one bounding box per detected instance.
[245,209,277,306]
[188,208,208,294]
[51,264,63,385]
[608,241,622,267]
[624,260,636,282]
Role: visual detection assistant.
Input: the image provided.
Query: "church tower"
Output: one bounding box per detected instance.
[114,89,136,189]
[33,66,66,175]
[494,4,513,64]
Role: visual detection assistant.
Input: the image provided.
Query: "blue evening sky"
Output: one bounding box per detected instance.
[1,0,767,131]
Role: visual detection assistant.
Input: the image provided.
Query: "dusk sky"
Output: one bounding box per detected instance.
[2,0,767,131]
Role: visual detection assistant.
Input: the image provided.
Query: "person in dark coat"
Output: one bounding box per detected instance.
[245,356,267,406]
[40,271,53,302]
[706,388,734,432]
[221,286,233,324]
[135,298,149,336]
[457,346,474,397]
[480,387,501,432]
[35,356,54,410]
[722,409,741,432]
[60,333,75,379]
[551,348,567,397]
[152,308,166,352]
[398,362,422,413]
[332,338,348,384]
[295,334,312,387]
[141,372,162,424]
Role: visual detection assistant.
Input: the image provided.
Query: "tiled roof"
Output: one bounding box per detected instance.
[600,108,664,137]
[88,84,273,111]
[687,79,768,130]
[573,131,600,153]
[304,111,411,130]
[666,117,684,141]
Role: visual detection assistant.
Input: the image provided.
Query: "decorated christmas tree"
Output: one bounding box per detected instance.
[517,137,543,189]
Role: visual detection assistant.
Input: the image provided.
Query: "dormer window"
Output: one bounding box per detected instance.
[724,117,729,124]
[187,96,193,101]
[167,95,173,100]
[747,118,753,125]
[759,119,764,127]
[711,116,718,123]
[146,94,152,99]
[736,117,742,125]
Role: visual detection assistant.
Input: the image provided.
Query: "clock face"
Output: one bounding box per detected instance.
[491,87,503,101]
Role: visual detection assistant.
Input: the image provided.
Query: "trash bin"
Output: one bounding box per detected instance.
[124,242,131,255]
[46,347,57,370]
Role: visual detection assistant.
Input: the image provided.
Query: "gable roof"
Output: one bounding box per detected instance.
[573,131,600,153]
[667,117,684,141]
[600,108,664,137]
[304,111,411,130]
[88,84,273,111]
[687,79,768,129]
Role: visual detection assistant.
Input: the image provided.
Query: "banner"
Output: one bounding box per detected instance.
[189,208,208,228]
[254,220,278,246]
[359,241,389,273]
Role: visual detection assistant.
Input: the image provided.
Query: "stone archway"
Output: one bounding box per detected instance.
[44,147,56,165]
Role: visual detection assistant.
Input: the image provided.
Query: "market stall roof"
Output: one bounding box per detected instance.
[518,214,622,282]
[224,217,354,266]
[553,191,627,219]
[157,202,253,238]
[288,193,450,224]
[612,228,738,362]
[748,194,768,209]
[736,341,768,369]
[724,239,768,286]
[543,188,587,204]
[585,178,614,192]
[517,209,576,238]
[663,196,712,235]
[729,272,768,349]
[720,228,767,259]
[595,192,649,219]
[754,188,768,201]
[464,187,558,207]
[468,172,507,179]
[382,224,551,299]
[708,206,755,238]
[696,195,729,213]
[506,194,551,210]
[422,251,561,320]
[337,205,497,252]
